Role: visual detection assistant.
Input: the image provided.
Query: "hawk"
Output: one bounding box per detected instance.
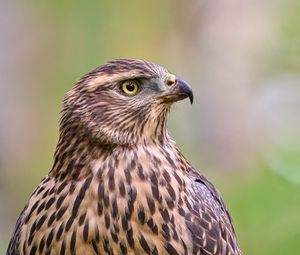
[7,59,243,255]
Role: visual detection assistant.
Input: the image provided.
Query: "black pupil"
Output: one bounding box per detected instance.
[126,83,135,92]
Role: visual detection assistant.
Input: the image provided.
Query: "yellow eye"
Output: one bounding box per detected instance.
[121,80,139,95]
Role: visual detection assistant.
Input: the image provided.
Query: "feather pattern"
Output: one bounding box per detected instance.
[7,59,242,255]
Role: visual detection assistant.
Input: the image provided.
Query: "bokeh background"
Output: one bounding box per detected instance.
[1,0,300,254]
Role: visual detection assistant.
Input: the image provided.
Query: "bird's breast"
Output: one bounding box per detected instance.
[87,145,193,254]
[19,144,194,255]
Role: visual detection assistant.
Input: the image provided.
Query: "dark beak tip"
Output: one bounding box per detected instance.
[176,77,194,105]
[189,95,194,104]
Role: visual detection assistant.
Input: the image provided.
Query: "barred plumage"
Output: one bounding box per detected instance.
[7,59,243,255]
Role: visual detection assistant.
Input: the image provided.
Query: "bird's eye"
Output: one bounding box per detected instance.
[120,80,139,95]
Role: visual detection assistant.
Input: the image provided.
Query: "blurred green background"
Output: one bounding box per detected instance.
[1,0,300,254]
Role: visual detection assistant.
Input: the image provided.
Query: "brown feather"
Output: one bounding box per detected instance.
[7,59,242,255]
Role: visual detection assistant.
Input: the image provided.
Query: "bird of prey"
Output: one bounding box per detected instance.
[7,59,243,255]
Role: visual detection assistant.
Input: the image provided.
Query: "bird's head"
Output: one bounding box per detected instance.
[61,59,193,146]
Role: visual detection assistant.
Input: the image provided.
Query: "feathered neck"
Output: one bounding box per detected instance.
[50,121,172,181]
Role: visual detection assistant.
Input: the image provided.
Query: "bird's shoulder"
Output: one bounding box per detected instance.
[7,175,53,255]
[183,168,242,255]
[7,175,73,255]
[188,169,233,224]
[7,204,27,255]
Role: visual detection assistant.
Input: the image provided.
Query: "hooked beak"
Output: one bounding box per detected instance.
[160,77,194,104]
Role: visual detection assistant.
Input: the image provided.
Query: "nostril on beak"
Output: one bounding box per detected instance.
[166,74,176,87]
[167,80,175,86]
